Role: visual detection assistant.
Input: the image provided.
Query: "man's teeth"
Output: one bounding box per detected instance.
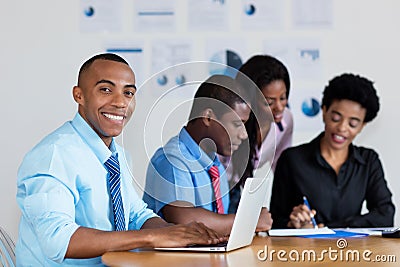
[104,113,123,121]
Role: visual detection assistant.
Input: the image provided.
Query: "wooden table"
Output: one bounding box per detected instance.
[102,235,400,266]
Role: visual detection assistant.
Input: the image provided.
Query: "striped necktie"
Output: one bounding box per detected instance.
[208,165,224,214]
[105,154,125,231]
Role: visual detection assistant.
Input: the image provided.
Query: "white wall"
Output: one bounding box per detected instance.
[1,0,400,241]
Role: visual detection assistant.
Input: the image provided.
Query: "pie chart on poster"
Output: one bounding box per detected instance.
[175,75,186,85]
[302,98,320,117]
[244,4,256,15]
[157,75,168,86]
[84,6,95,17]
[209,49,243,77]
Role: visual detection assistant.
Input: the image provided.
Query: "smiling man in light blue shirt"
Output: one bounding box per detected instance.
[16,53,224,266]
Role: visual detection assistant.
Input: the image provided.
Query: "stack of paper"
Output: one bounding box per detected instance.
[269,227,335,236]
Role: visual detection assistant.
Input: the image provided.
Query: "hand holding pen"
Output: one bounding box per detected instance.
[302,196,318,229]
[287,196,322,229]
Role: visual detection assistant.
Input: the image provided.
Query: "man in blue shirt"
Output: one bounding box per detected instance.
[16,53,224,266]
[143,75,273,236]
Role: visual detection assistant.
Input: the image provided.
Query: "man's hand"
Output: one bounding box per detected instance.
[146,221,228,248]
[255,207,273,232]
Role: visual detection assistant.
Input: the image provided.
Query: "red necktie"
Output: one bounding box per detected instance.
[208,165,224,214]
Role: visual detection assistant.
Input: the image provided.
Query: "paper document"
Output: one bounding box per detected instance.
[334,228,397,236]
[269,227,335,236]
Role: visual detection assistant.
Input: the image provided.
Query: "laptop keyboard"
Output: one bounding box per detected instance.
[187,241,228,248]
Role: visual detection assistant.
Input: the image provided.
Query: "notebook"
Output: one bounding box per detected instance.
[155,176,269,252]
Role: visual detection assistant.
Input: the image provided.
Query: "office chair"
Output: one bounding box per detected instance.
[0,226,15,267]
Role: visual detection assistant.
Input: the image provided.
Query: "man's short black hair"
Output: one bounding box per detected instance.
[189,74,247,121]
[78,53,129,86]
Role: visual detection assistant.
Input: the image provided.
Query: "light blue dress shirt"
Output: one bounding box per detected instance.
[143,127,230,216]
[16,113,157,266]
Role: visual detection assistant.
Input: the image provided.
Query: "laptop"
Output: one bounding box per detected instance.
[155,174,270,252]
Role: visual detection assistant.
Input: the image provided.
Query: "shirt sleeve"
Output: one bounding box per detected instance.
[269,150,301,229]
[17,175,80,263]
[127,187,158,230]
[121,150,158,230]
[145,154,196,215]
[340,151,395,227]
[273,109,293,171]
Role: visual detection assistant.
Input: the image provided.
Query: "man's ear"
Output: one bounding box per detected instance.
[73,86,84,104]
[201,108,215,127]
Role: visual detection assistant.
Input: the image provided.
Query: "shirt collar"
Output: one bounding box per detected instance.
[179,127,220,170]
[70,113,113,164]
[348,144,366,165]
[275,107,288,132]
[312,133,326,167]
[314,132,366,166]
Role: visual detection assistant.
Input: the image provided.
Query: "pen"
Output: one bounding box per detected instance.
[303,196,318,229]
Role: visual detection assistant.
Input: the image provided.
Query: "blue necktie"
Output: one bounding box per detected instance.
[105,154,125,231]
